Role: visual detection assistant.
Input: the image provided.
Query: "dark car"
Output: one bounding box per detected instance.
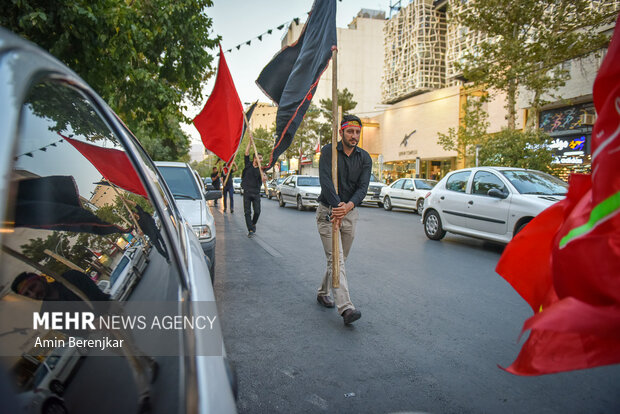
[0,28,236,413]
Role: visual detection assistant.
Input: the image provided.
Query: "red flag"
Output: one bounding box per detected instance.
[63,135,148,197]
[193,45,244,163]
[496,14,620,376]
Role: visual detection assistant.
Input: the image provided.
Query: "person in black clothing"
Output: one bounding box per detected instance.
[315,114,371,326]
[210,167,221,206]
[241,140,266,237]
[222,161,237,213]
[132,203,169,262]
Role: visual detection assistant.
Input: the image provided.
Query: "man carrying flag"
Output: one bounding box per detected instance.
[316,115,372,325]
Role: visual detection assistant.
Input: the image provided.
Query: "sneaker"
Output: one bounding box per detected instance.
[248,231,255,238]
[342,308,361,325]
[316,295,335,308]
[230,209,234,213]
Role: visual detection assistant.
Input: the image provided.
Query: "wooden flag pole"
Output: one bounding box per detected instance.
[331,49,340,289]
[242,111,269,195]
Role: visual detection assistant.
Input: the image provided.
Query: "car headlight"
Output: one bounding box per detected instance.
[193,225,212,240]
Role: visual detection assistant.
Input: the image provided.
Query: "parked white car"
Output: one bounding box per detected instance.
[422,167,567,244]
[362,174,387,207]
[30,347,85,397]
[232,177,242,193]
[155,162,218,278]
[104,244,147,301]
[380,178,437,214]
[277,175,321,210]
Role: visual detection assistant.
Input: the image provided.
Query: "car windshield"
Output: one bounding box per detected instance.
[109,256,130,286]
[233,178,241,183]
[370,174,379,182]
[501,170,568,195]
[414,179,437,190]
[297,177,320,187]
[158,166,201,199]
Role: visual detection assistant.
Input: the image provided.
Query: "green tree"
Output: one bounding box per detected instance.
[318,88,358,146]
[478,129,553,172]
[452,0,615,129]
[2,0,219,160]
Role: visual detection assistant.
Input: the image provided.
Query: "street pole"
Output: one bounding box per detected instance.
[331,49,340,289]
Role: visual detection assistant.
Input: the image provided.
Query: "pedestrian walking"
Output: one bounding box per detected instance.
[210,166,221,206]
[316,114,372,325]
[241,139,266,237]
[222,161,237,213]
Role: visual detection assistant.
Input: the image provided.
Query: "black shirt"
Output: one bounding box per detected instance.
[210,171,221,189]
[242,155,262,194]
[317,141,372,208]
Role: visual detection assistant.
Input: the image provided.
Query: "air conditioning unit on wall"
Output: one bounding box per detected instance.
[580,113,596,125]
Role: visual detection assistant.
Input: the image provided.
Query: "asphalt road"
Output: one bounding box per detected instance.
[213,194,620,414]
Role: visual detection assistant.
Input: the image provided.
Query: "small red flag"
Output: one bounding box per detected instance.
[63,135,148,197]
[496,13,620,376]
[193,45,244,163]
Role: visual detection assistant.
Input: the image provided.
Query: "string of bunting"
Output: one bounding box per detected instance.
[14,138,64,160]
[218,0,345,55]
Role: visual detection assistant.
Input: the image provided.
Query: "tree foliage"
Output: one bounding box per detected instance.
[479,129,553,172]
[318,88,358,147]
[452,0,615,129]
[2,0,219,160]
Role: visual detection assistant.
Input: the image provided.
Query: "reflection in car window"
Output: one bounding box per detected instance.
[297,176,320,187]
[391,179,404,189]
[1,78,180,412]
[403,180,413,190]
[472,171,507,195]
[158,166,201,199]
[414,179,436,190]
[501,170,568,195]
[446,171,471,193]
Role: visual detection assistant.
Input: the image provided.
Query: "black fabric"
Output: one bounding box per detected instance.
[223,186,234,210]
[243,193,261,232]
[15,176,130,235]
[241,155,262,194]
[210,171,221,189]
[255,0,336,169]
[317,141,372,208]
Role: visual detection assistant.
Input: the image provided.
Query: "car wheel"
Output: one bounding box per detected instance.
[50,379,65,396]
[416,198,424,215]
[268,192,272,200]
[278,194,285,207]
[296,196,304,211]
[515,221,530,236]
[424,209,446,240]
[377,202,384,208]
[43,399,68,414]
[383,196,392,211]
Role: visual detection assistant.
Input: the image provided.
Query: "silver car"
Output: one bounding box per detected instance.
[277,175,321,211]
[0,28,236,413]
[422,167,567,244]
[380,178,437,214]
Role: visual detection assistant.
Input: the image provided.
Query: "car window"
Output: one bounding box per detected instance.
[1,78,183,411]
[500,170,568,195]
[297,176,320,186]
[472,171,507,196]
[158,166,202,200]
[391,179,404,189]
[414,179,436,190]
[403,179,413,190]
[446,171,471,193]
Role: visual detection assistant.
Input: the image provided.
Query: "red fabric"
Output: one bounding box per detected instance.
[63,135,148,197]
[496,13,620,376]
[193,45,244,163]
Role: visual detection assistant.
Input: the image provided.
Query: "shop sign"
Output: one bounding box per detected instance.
[539,103,595,134]
[549,134,588,164]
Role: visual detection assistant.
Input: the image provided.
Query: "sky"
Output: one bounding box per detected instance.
[185,0,391,149]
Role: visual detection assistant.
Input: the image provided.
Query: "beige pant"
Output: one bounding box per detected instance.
[316,203,359,314]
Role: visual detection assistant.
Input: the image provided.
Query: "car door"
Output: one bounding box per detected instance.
[437,170,472,229]
[386,179,404,206]
[400,179,416,209]
[467,170,511,235]
[0,36,236,413]
[282,176,297,202]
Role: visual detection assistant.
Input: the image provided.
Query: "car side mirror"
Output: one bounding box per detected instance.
[204,190,222,200]
[488,188,508,199]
